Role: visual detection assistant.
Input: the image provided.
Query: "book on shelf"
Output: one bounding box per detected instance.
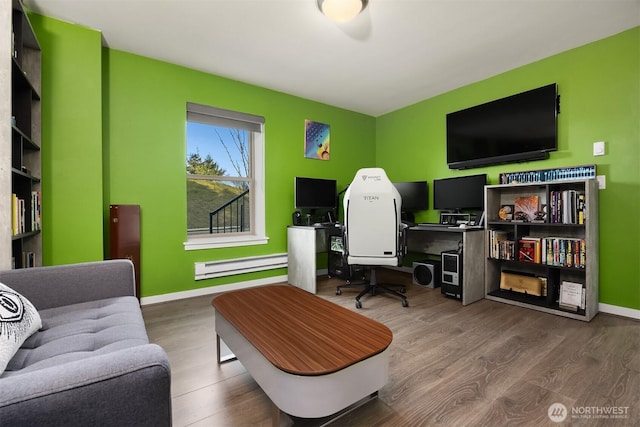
[12,193,27,235]
[518,240,535,263]
[562,190,574,224]
[519,237,542,263]
[549,190,585,224]
[542,237,586,268]
[31,191,41,231]
[559,281,585,310]
[22,251,36,268]
[19,198,25,234]
[577,193,586,224]
[10,192,41,236]
[490,229,514,260]
[11,193,19,235]
[539,277,548,297]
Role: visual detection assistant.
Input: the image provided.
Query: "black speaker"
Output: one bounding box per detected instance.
[292,211,302,225]
[412,260,440,288]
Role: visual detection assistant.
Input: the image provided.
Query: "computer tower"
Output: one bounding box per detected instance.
[328,235,364,281]
[441,249,462,300]
[412,260,440,288]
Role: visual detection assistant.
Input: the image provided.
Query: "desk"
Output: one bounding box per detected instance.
[287,223,485,305]
[212,285,392,425]
[408,225,485,306]
[287,225,342,293]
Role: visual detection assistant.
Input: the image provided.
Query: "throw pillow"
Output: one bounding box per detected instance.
[0,282,42,375]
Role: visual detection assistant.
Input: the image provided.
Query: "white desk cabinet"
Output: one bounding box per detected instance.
[287,225,341,294]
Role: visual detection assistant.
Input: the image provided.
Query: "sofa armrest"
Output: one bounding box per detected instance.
[0,344,171,427]
[0,260,136,310]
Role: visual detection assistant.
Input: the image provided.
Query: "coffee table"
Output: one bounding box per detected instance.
[212,285,393,425]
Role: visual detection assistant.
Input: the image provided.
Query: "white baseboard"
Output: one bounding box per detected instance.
[141,274,288,306]
[599,303,640,320]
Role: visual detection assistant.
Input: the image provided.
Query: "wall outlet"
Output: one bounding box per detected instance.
[596,175,606,189]
[593,141,605,156]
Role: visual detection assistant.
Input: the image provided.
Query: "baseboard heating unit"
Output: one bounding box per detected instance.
[195,253,288,281]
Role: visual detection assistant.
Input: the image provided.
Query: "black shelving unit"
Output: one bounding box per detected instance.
[9,0,42,269]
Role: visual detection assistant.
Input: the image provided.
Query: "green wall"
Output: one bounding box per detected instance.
[377,27,640,310]
[102,50,375,297]
[29,14,105,265]
[32,13,639,310]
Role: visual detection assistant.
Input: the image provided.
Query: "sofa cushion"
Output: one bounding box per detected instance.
[2,296,147,376]
[0,282,42,375]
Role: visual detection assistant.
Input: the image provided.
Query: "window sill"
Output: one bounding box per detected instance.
[184,234,269,250]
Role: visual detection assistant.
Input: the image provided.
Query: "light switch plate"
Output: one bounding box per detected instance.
[596,175,606,189]
[593,141,605,156]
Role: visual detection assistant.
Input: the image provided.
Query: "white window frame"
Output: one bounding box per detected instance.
[184,102,267,250]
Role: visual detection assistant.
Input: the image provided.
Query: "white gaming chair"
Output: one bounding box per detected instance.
[337,168,408,308]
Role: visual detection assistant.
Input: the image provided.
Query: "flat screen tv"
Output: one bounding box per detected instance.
[294,177,337,209]
[433,174,487,211]
[446,83,558,169]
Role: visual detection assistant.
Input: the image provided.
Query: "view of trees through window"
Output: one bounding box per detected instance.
[186,122,251,234]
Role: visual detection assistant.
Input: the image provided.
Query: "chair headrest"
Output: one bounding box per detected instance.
[350,168,390,184]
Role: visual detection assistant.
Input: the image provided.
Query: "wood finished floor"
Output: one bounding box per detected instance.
[142,270,640,426]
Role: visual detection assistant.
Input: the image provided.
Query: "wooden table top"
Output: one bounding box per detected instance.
[212,285,393,376]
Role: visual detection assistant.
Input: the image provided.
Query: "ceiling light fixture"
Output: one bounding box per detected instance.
[317,0,368,23]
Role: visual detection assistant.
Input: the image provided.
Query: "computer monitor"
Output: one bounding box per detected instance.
[294,177,337,209]
[433,174,487,211]
[393,181,428,224]
[393,181,428,211]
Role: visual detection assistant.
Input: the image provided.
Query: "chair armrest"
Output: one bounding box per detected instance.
[0,260,136,310]
[0,344,171,427]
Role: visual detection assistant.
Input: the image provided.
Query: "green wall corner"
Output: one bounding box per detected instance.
[30,14,105,266]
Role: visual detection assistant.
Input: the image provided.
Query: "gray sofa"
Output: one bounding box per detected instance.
[0,259,172,427]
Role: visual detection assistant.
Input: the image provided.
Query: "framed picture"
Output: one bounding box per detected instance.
[304,120,330,160]
[514,196,539,222]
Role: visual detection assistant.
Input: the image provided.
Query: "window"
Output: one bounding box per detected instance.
[184,102,266,250]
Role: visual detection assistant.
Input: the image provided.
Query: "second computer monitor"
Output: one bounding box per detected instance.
[393,181,428,224]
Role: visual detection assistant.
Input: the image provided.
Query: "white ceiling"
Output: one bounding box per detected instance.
[24,0,640,117]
